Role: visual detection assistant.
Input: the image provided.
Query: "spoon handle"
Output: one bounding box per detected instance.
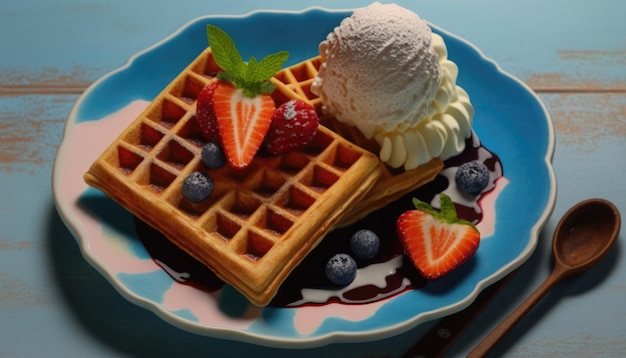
[467,265,567,357]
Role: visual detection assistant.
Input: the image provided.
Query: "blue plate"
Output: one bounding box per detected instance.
[53,7,556,348]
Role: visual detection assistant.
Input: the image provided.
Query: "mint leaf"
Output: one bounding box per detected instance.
[206,24,289,97]
[206,25,245,76]
[245,56,260,84]
[216,71,234,83]
[252,51,289,83]
[259,81,276,94]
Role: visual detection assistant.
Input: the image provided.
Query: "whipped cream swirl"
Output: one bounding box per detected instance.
[378,34,474,169]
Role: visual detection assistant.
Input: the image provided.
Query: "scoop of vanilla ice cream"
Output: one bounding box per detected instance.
[312,3,441,138]
[311,3,473,170]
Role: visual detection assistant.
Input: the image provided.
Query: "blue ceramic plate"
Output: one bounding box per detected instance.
[53,7,556,348]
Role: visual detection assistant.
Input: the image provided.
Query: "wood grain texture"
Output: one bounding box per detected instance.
[2,0,625,93]
[543,93,626,149]
[0,0,625,357]
[0,95,76,173]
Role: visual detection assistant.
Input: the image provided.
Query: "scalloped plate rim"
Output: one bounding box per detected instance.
[52,6,556,348]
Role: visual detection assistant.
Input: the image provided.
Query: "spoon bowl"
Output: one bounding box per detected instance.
[469,198,621,357]
[554,199,620,272]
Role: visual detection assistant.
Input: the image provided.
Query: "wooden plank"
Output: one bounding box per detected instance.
[542,92,626,149]
[1,0,624,93]
[0,95,76,174]
[1,89,623,357]
[1,0,625,356]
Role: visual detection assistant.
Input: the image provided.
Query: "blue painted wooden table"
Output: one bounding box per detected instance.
[1,0,625,356]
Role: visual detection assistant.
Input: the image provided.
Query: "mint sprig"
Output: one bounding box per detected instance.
[411,194,477,230]
[206,24,289,98]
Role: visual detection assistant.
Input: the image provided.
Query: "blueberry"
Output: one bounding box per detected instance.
[182,171,213,202]
[350,229,380,259]
[455,160,490,194]
[202,142,226,169]
[325,253,357,286]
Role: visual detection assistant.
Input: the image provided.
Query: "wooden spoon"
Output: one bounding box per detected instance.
[468,198,621,357]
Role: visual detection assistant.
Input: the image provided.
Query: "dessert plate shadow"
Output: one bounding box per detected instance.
[52,7,556,348]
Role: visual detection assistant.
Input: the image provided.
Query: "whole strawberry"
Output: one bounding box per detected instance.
[264,99,319,155]
[196,82,221,143]
[195,24,289,169]
[396,194,480,280]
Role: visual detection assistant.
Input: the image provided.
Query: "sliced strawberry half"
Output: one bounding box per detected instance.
[396,194,480,280]
[211,82,274,169]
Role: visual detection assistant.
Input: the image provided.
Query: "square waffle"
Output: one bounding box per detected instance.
[272,57,444,224]
[84,47,382,306]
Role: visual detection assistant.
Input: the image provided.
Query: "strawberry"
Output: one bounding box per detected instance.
[212,82,274,168]
[264,99,319,154]
[195,24,289,169]
[196,82,221,143]
[396,194,480,280]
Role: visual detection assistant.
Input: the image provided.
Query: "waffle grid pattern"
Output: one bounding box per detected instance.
[85,48,382,305]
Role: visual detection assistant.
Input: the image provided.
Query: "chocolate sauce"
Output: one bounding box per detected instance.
[136,134,503,307]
